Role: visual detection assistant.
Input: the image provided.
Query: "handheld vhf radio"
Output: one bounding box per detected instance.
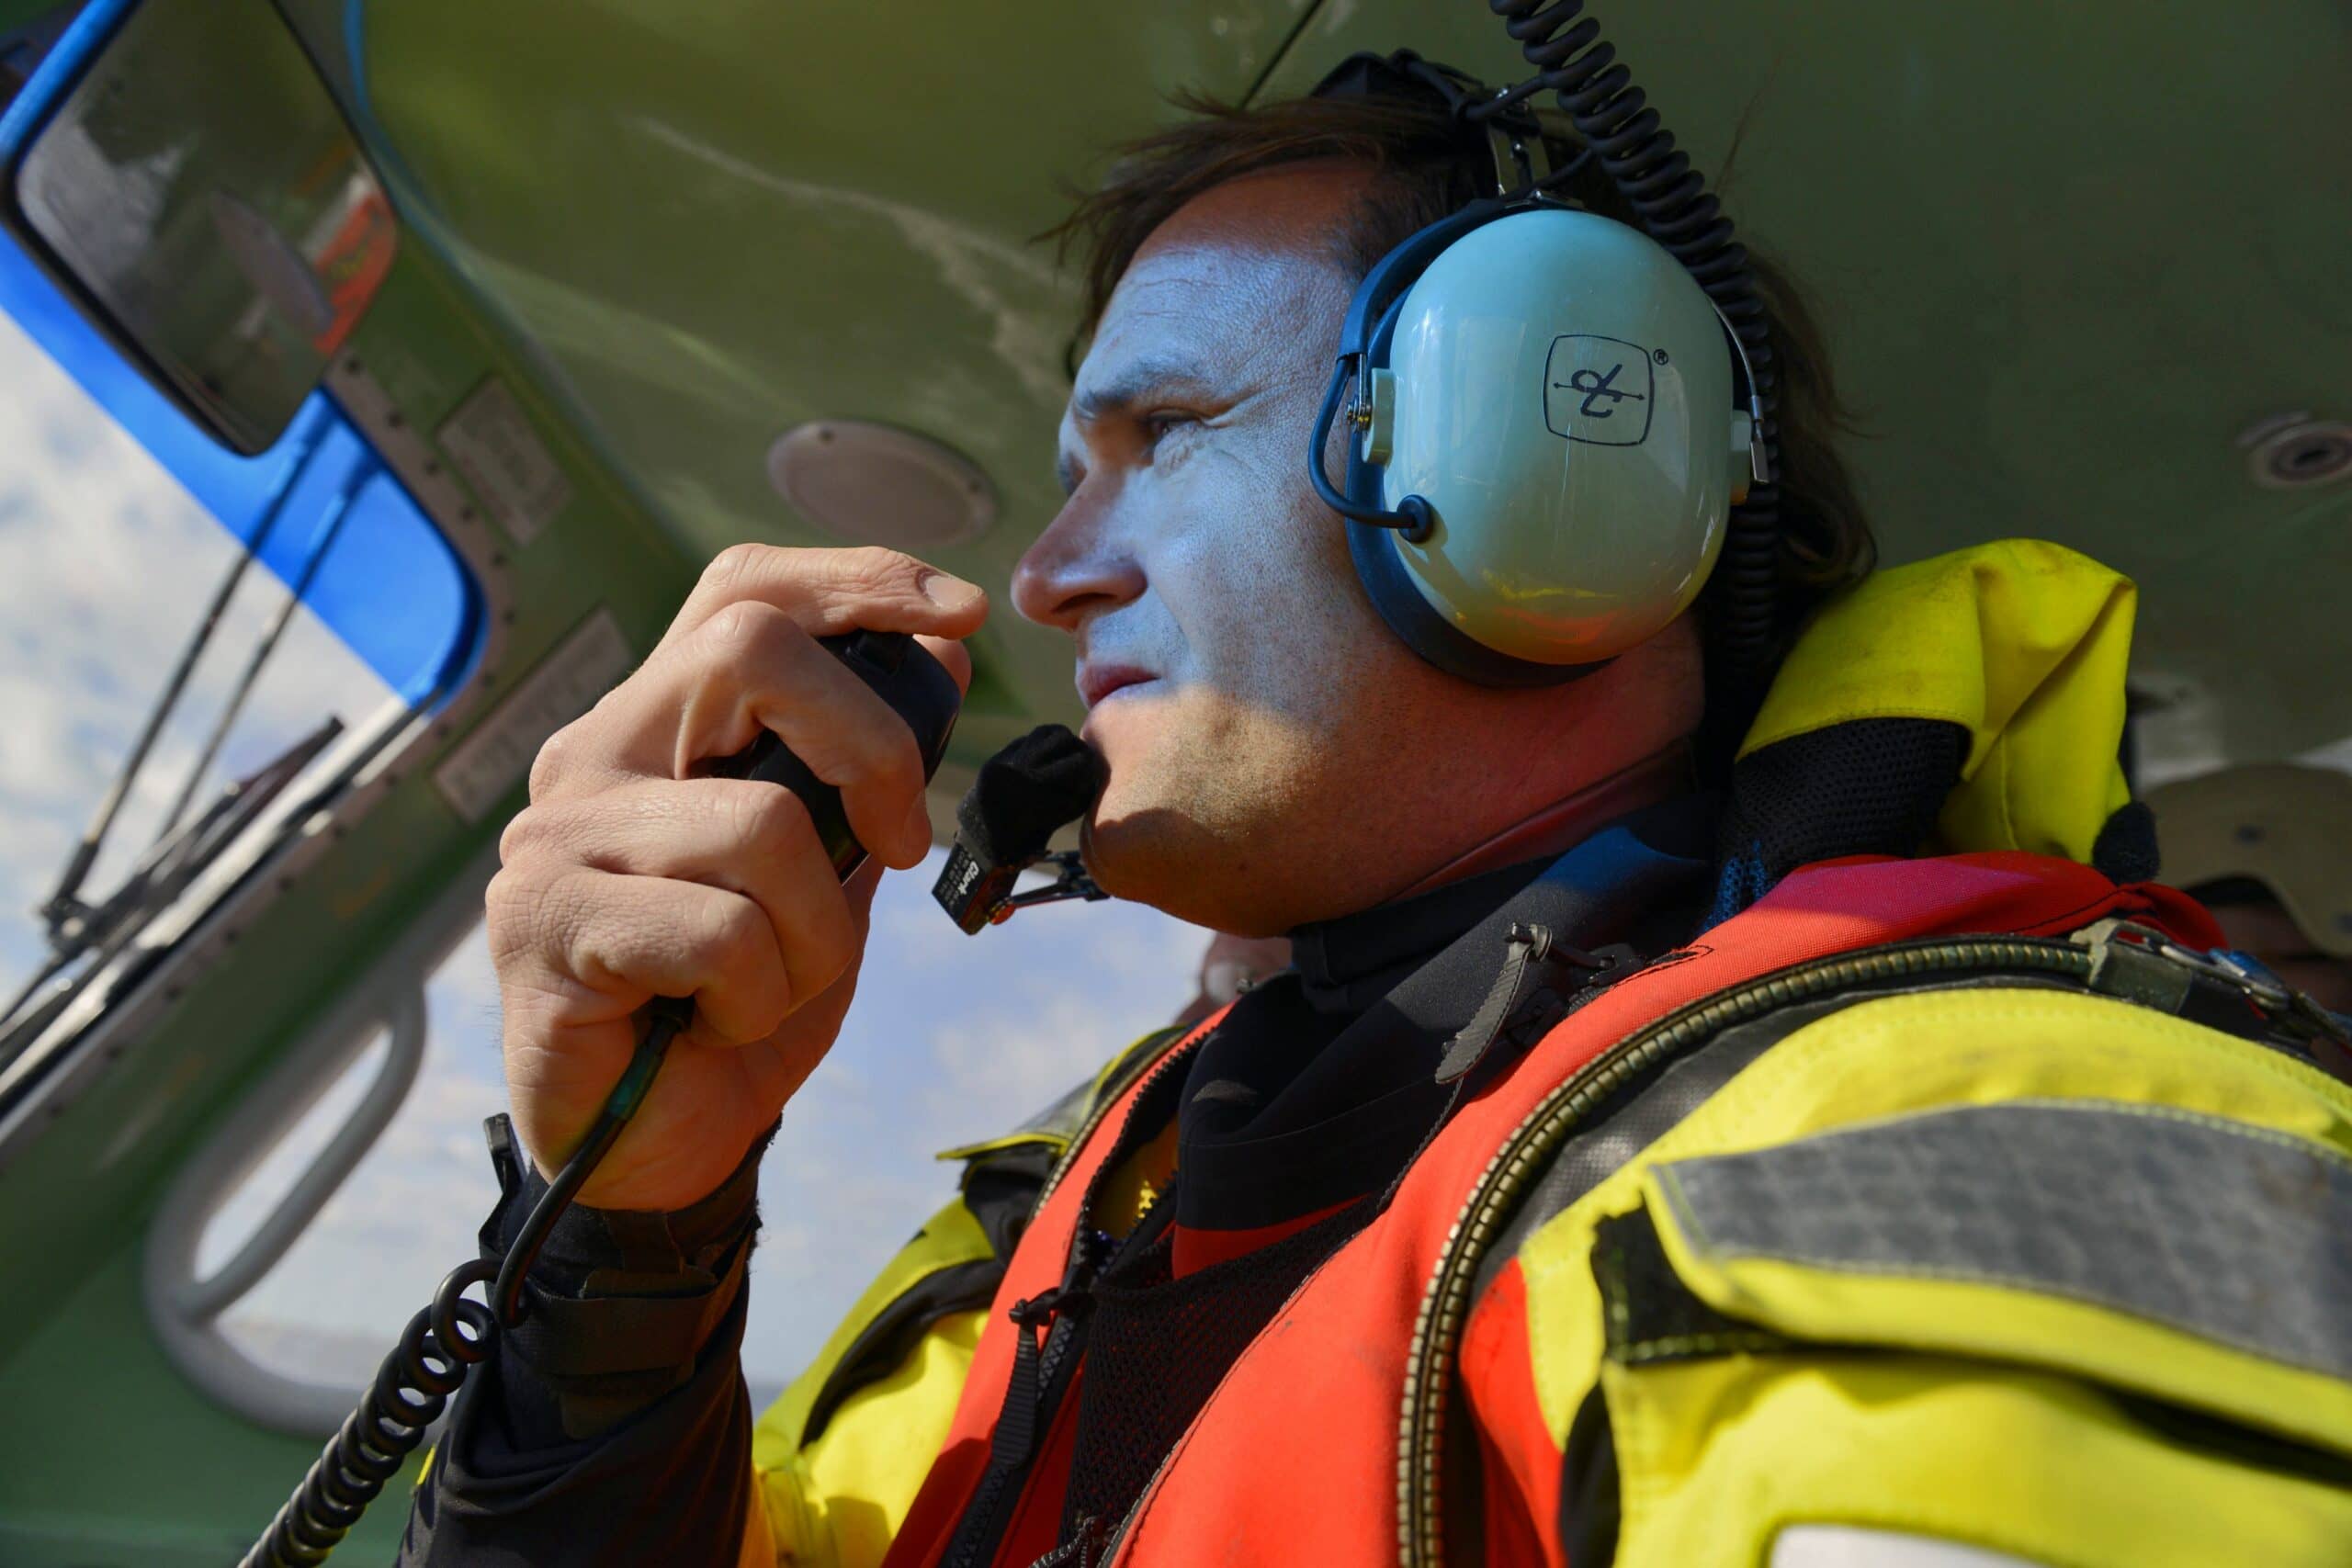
[711,631,967,875]
[247,636,1108,1568]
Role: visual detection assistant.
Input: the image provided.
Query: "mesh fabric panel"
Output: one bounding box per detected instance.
[1056,1199,1374,1549]
[1704,718,1968,929]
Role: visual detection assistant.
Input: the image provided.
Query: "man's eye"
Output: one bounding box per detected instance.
[1141,412,1196,448]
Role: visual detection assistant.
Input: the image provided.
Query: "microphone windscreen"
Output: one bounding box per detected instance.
[955,725,1106,866]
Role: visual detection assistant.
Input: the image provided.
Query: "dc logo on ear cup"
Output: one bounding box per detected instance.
[1543,335,1656,446]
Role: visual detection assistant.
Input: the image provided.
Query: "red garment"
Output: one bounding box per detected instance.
[882,853,2220,1568]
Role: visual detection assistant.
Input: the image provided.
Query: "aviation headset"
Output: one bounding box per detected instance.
[1306,52,1772,687]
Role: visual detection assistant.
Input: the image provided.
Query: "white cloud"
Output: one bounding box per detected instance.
[0,311,390,984]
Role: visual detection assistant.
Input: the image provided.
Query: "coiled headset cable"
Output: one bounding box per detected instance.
[1480,0,1786,702]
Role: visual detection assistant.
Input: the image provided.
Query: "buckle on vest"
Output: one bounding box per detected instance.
[2078,919,2352,1083]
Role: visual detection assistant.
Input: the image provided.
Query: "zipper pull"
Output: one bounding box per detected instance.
[989,1227,1105,1472]
[990,1287,1071,1472]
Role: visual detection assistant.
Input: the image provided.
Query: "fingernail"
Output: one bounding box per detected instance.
[921,572,983,611]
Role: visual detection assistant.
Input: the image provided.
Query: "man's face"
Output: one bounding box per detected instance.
[1012,164,1411,935]
[1012,162,1701,935]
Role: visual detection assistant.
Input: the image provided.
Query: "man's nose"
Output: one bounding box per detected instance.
[1012,491,1147,632]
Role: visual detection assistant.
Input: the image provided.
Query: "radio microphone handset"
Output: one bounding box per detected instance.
[708,630,967,874]
[245,628,962,1568]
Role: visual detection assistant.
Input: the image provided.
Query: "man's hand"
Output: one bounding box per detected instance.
[487,545,985,1210]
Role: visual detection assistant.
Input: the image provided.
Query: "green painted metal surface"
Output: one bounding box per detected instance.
[0,229,694,1556]
[0,0,2346,1556]
[290,0,1317,772]
[0,1249,416,1564]
[0,1,67,37]
[322,0,2352,773]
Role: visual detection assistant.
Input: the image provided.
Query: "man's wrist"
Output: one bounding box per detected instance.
[477,1113,777,1442]
[484,1114,774,1287]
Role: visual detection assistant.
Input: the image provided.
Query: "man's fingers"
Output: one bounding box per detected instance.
[501,777,863,1008]
[677,603,935,866]
[488,863,797,1046]
[530,547,983,816]
[654,544,988,659]
[537,602,933,866]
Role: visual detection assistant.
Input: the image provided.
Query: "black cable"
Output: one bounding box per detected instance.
[1487,0,1785,707]
[240,628,959,1563]
[240,995,697,1568]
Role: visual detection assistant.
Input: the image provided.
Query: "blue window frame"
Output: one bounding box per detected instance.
[0,227,481,708]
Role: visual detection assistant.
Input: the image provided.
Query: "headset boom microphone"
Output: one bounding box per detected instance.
[933,724,1109,932]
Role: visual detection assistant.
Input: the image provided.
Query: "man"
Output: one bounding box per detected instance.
[403,64,2352,1568]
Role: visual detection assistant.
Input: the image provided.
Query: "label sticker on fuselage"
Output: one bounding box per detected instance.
[434,608,633,823]
[1544,334,1657,446]
[436,376,573,546]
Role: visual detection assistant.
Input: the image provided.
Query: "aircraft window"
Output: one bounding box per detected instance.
[189,900,507,1402]
[0,225,480,1059]
[160,851,1203,1423]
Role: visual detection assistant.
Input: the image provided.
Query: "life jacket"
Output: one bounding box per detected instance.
[880,851,2250,1567]
[753,543,2352,1567]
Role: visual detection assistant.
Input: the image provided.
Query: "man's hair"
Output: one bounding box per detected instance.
[1046,91,1875,679]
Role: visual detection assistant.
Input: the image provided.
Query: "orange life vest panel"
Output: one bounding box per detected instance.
[881,852,2222,1567]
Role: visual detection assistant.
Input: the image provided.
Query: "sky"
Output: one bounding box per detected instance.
[199,863,1205,1404]
[0,326,399,989]
[0,303,1210,1408]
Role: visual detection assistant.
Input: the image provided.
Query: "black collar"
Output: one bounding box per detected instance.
[1287,857,1556,1016]
[1170,795,1718,1231]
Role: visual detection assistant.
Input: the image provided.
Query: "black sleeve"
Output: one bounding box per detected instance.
[396,1116,775,1566]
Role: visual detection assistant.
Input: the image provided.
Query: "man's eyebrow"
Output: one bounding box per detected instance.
[1069,353,1218,424]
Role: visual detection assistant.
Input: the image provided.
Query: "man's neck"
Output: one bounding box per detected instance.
[1389,739,1696,903]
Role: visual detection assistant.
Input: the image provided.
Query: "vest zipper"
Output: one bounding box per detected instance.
[1394,934,2100,1567]
[1069,931,1634,1565]
[1082,1256,1334,1566]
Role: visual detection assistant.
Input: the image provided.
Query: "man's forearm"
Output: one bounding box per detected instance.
[400,1287,763,1564]
[396,1116,774,1563]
